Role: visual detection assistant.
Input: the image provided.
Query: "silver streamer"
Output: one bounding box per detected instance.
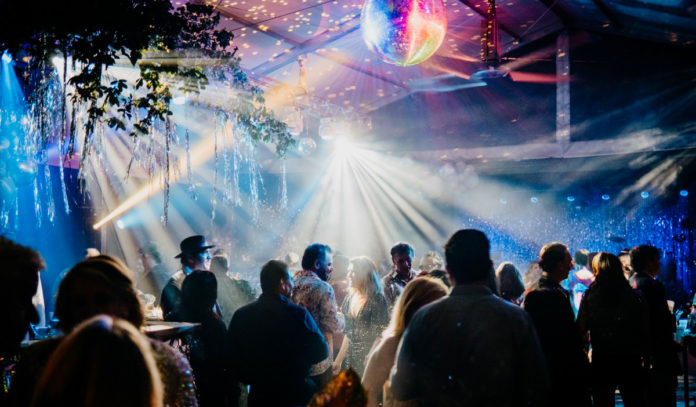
[211,111,224,221]
[162,119,171,225]
[14,196,19,232]
[221,114,232,203]
[243,131,261,223]
[185,129,196,199]
[44,165,55,224]
[281,160,288,209]
[57,119,71,214]
[232,120,241,206]
[33,175,42,229]
[0,200,9,231]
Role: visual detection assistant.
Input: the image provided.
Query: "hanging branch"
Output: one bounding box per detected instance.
[0,0,296,157]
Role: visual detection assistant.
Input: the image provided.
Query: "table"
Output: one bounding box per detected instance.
[144,321,200,341]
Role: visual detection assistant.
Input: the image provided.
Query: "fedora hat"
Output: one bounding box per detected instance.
[174,235,215,258]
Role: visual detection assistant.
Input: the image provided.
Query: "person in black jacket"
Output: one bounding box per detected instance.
[523,242,591,407]
[166,270,227,407]
[629,245,679,407]
[227,260,328,407]
[578,252,650,407]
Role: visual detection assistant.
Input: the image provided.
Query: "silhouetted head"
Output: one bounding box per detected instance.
[443,229,492,285]
[55,255,143,332]
[539,242,573,282]
[31,315,162,407]
[0,237,44,357]
[260,260,293,297]
[630,245,661,277]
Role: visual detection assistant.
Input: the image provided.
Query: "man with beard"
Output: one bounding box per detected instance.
[383,242,417,310]
[292,243,345,389]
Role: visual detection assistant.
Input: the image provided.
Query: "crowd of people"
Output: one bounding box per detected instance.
[0,229,687,407]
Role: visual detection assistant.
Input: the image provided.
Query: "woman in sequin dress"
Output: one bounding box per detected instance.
[31,315,163,407]
[340,256,390,376]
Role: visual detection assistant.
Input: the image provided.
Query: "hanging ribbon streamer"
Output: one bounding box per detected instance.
[221,114,232,204]
[0,200,9,232]
[232,120,241,206]
[78,125,92,182]
[243,131,261,223]
[33,175,42,229]
[211,112,221,221]
[57,114,71,215]
[147,129,155,183]
[44,165,55,225]
[281,159,288,210]
[162,118,171,225]
[14,196,19,232]
[68,105,77,157]
[185,129,196,199]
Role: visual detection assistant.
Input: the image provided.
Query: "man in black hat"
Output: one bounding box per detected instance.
[161,235,215,318]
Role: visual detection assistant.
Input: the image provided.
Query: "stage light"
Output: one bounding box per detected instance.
[335,137,354,151]
[530,197,538,203]
[93,128,221,230]
[680,190,688,197]
[116,220,125,229]
[333,137,358,160]
[567,196,575,202]
[641,191,649,199]
[2,52,12,64]
[601,194,610,201]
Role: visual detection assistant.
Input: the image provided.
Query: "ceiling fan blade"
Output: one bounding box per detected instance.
[408,74,487,93]
[508,71,559,84]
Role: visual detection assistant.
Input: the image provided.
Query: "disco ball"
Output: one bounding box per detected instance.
[297,138,317,156]
[361,0,447,66]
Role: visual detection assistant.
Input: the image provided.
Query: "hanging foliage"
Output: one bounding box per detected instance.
[0,0,296,157]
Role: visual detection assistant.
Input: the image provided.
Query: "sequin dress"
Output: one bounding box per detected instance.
[10,336,198,407]
[341,293,389,375]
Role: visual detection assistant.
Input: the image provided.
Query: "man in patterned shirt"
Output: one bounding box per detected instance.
[382,242,417,310]
[292,243,345,389]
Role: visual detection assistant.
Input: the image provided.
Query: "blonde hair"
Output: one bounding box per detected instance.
[347,256,382,317]
[387,277,448,337]
[31,315,163,407]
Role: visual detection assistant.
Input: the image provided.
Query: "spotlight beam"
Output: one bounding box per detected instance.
[92,127,227,230]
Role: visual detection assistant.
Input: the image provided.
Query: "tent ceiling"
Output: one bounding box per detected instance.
[183,0,695,116]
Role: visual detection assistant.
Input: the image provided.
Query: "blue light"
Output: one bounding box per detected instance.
[641,191,649,199]
[567,196,575,202]
[680,190,688,197]
[601,194,610,201]
[530,197,538,203]
[1,51,11,64]
[500,198,507,205]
